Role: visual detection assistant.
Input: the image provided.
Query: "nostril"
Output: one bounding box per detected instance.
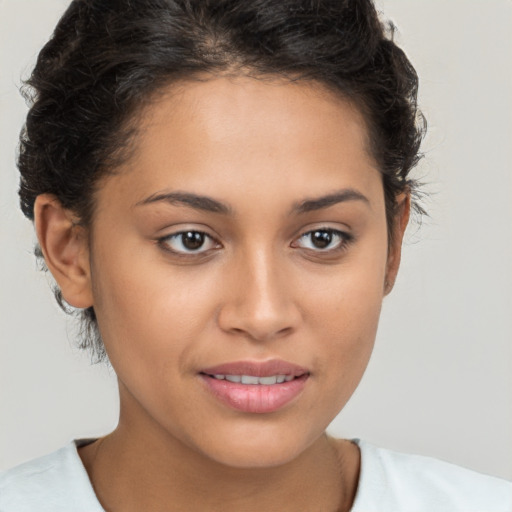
[216,286,301,342]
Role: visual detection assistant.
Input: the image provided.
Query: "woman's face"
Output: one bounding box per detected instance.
[84,77,402,468]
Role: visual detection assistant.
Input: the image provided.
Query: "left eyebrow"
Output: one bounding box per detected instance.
[292,188,370,214]
[135,191,232,215]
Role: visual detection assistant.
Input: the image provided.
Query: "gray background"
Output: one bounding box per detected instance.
[1,0,511,479]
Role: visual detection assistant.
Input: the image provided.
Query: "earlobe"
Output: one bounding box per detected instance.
[384,193,411,295]
[34,194,93,309]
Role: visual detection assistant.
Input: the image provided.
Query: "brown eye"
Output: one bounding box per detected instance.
[295,228,351,252]
[182,231,205,250]
[311,230,333,249]
[160,231,219,254]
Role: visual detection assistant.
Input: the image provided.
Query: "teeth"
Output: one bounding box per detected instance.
[258,376,277,385]
[241,375,260,384]
[211,374,295,385]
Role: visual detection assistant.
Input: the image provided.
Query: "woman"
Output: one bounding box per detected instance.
[1,0,510,510]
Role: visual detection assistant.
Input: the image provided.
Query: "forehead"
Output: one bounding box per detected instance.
[100,76,382,211]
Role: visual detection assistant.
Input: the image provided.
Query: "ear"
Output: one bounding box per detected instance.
[384,193,411,295]
[34,194,93,309]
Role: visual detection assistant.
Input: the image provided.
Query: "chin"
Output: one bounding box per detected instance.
[188,421,321,469]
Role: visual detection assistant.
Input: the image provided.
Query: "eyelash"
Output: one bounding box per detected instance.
[158,231,221,257]
[157,228,353,258]
[293,228,353,253]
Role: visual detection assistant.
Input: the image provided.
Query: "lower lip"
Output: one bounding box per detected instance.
[200,374,309,414]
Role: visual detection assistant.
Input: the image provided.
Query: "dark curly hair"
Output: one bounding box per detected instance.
[18,0,426,363]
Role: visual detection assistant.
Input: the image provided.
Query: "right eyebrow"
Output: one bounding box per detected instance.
[292,188,370,214]
[135,191,232,215]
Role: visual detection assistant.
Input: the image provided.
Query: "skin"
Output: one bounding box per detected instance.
[34,76,409,512]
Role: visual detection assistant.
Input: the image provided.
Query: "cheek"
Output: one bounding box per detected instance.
[90,239,222,373]
[304,236,387,340]
[305,294,381,422]
[300,244,387,404]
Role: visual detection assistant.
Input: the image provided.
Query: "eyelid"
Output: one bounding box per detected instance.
[157,229,222,256]
[291,227,354,252]
[155,224,353,258]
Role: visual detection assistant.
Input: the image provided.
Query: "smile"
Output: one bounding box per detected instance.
[199,360,310,413]
[209,374,295,385]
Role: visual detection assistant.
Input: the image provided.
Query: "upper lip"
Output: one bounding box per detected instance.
[200,359,309,377]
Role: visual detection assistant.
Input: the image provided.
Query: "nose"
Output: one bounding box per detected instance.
[217,248,301,342]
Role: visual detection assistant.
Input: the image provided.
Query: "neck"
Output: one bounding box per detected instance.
[79,386,360,512]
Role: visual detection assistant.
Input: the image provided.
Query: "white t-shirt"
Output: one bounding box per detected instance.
[1,439,510,511]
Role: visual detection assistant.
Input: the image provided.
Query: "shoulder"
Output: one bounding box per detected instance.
[351,439,512,512]
[0,441,104,512]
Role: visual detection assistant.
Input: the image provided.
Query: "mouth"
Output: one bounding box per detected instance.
[202,373,298,385]
[199,360,310,413]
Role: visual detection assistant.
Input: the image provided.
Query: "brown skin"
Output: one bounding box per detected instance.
[34,77,409,512]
